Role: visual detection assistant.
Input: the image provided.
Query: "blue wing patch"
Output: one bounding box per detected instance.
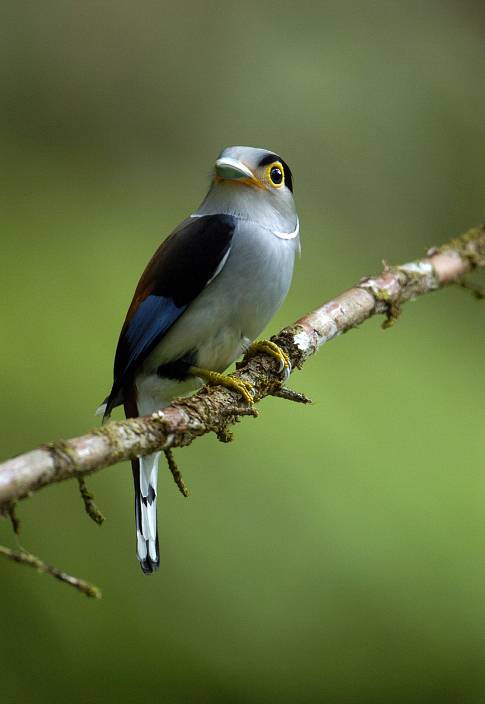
[102,213,236,417]
[117,294,187,380]
[104,295,187,416]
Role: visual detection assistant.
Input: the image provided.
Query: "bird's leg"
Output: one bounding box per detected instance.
[164,448,189,497]
[243,340,291,380]
[189,366,254,405]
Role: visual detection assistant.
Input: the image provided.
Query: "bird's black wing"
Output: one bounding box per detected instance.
[103,214,236,415]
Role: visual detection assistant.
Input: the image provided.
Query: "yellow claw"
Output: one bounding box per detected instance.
[244,340,291,379]
[190,366,254,405]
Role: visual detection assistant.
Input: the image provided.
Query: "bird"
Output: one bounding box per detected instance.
[97,146,300,574]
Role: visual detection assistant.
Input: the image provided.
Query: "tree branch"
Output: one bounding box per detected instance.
[0,546,101,598]
[0,224,484,513]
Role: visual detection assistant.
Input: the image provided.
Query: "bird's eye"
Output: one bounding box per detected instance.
[270,166,283,184]
[265,161,284,188]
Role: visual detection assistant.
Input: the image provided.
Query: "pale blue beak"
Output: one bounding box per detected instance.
[215,157,255,181]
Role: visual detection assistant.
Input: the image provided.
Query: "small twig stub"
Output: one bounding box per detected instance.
[7,504,20,535]
[77,476,105,525]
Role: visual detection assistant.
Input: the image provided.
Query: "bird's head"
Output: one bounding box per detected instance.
[214,146,293,195]
[200,146,296,232]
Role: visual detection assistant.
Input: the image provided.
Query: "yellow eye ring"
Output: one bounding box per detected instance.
[266,161,285,188]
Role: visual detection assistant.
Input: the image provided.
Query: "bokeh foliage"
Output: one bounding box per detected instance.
[1,2,485,702]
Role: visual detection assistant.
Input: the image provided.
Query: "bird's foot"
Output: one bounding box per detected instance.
[164,448,189,497]
[190,366,254,405]
[244,339,291,381]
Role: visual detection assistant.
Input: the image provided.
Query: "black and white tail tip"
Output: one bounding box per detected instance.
[134,452,160,575]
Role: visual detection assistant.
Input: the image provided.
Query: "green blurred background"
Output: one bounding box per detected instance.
[1,2,485,702]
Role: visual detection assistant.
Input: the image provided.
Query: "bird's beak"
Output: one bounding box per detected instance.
[214,157,261,188]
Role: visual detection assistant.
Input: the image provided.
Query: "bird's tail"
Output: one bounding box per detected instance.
[133,451,160,575]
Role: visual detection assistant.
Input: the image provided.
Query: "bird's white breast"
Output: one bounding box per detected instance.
[139,218,298,394]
